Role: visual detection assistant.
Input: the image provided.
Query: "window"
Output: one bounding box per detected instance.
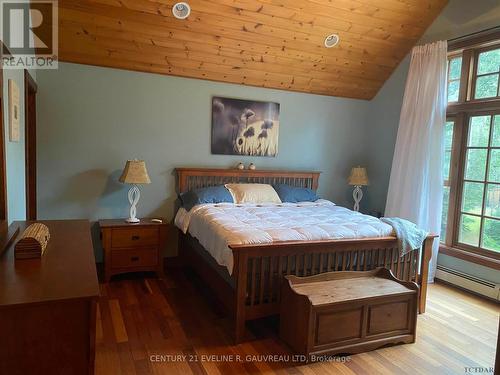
[441,31,500,264]
[459,114,499,250]
[474,48,500,99]
[447,56,462,102]
[441,119,455,242]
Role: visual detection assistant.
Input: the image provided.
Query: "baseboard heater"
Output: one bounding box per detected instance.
[435,265,500,301]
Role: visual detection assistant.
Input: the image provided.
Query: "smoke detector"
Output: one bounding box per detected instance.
[172,2,191,19]
[324,34,340,48]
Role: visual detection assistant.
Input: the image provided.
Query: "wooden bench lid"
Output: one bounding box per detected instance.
[286,268,416,306]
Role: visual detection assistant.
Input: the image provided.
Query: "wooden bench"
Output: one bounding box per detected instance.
[279,268,418,357]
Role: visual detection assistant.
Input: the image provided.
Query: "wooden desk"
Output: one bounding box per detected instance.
[0,220,99,375]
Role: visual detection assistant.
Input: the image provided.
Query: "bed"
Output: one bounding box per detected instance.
[175,167,436,343]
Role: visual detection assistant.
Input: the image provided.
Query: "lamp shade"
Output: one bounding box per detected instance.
[348,167,369,186]
[119,160,151,184]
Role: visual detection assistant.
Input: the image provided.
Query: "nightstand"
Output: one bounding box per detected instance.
[99,219,167,282]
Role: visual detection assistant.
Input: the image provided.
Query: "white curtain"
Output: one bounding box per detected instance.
[385,41,448,281]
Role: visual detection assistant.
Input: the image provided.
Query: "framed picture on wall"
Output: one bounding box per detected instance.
[8,79,20,142]
[211,97,280,157]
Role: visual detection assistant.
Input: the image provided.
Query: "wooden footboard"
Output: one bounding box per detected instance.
[230,235,436,343]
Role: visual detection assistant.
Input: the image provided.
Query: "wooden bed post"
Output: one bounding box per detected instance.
[418,235,437,314]
[233,250,249,343]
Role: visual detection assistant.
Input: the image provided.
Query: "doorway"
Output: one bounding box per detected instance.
[0,59,6,222]
[0,49,9,249]
[24,70,37,220]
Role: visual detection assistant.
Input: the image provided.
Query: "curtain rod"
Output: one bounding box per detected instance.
[448,26,500,43]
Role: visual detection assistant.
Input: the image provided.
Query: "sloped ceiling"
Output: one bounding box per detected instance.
[58,0,448,99]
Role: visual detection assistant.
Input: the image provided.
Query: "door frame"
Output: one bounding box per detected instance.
[0,46,8,222]
[24,70,37,220]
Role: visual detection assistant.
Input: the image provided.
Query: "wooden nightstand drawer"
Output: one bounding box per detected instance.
[111,227,159,248]
[111,248,158,268]
[100,219,167,282]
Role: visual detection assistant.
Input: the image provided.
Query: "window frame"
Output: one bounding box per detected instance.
[443,114,462,245]
[453,111,500,257]
[446,55,463,103]
[441,29,500,269]
[471,45,500,101]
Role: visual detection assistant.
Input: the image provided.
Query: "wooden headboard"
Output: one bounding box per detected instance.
[175,168,321,194]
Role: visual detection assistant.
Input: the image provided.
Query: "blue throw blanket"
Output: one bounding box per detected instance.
[380,217,428,257]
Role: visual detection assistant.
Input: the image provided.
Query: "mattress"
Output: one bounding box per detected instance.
[175,199,394,275]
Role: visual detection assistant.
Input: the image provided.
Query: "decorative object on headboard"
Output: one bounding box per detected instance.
[248,163,256,170]
[14,223,50,259]
[211,97,280,157]
[348,166,369,212]
[119,160,151,223]
[236,162,244,170]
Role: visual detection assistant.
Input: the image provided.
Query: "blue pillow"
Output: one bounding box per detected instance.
[180,185,233,211]
[273,184,319,203]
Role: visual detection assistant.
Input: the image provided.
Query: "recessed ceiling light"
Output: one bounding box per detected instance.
[324,34,340,48]
[172,2,191,19]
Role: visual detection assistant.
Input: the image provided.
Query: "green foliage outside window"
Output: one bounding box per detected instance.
[441,121,454,243]
[459,115,500,252]
[478,49,500,75]
[447,57,462,102]
[475,48,500,99]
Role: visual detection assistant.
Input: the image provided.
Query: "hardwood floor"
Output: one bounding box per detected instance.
[96,269,499,375]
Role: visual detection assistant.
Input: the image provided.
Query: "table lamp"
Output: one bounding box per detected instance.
[348,166,369,212]
[119,160,151,223]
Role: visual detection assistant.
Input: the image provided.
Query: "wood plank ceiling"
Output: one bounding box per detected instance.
[58,0,448,99]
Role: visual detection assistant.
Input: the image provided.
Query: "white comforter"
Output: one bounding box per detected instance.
[175,200,394,274]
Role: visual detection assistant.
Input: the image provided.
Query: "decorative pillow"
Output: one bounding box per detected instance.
[180,185,233,211]
[225,183,282,204]
[273,184,319,203]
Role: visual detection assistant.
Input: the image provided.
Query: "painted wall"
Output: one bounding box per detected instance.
[365,0,500,282]
[36,62,370,259]
[2,69,36,224]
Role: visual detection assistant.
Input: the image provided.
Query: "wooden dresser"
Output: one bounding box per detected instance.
[0,220,99,375]
[99,219,167,282]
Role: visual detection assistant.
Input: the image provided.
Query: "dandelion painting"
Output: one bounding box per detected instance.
[211,97,280,157]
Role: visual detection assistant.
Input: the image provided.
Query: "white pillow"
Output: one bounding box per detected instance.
[225,183,282,204]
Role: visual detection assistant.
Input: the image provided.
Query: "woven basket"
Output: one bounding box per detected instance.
[14,223,50,259]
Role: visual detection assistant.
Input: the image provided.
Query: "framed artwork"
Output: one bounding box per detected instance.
[211,96,280,157]
[8,79,20,142]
